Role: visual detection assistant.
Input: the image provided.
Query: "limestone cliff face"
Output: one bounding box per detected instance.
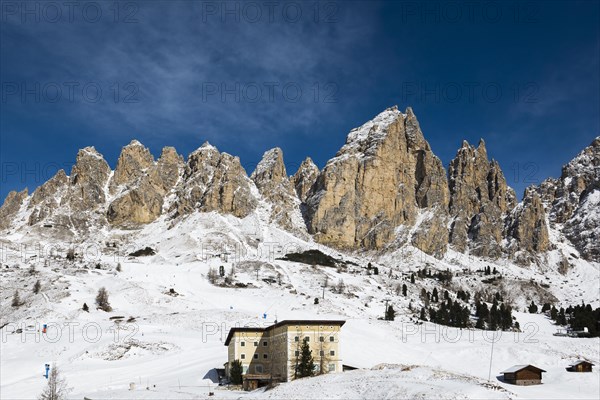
[172,142,257,218]
[109,140,155,193]
[448,140,516,258]
[67,147,111,212]
[28,169,69,226]
[0,189,28,230]
[251,148,303,232]
[305,106,449,255]
[291,157,319,202]
[505,188,550,264]
[538,137,600,261]
[0,108,596,264]
[107,142,183,226]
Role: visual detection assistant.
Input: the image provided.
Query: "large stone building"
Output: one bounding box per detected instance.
[224,320,345,388]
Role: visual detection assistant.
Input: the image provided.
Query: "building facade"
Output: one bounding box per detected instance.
[501,365,546,385]
[224,320,345,385]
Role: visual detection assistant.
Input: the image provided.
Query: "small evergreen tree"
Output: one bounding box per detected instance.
[385,305,395,321]
[230,360,243,385]
[11,290,21,307]
[528,301,538,314]
[419,307,427,321]
[541,303,551,313]
[373,267,379,275]
[116,263,122,272]
[219,265,225,277]
[410,273,415,284]
[66,248,75,261]
[295,338,315,378]
[95,287,112,312]
[314,297,319,305]
[432,288,439,302]
[402,283,407,297]
[82,302,89,312]
[33,280,41,294]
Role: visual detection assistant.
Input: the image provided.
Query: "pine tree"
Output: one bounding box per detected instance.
[419,307,427,321]
[528,301,538,313]
[230,360,243,385]
[402,284,407,297]
[432,288,439,302]
[116,263,122,272]
[550,305,558,320]
[39,363,71,400]
[385,305,395,321]
[410,273,415,284]
[82,303,89,312]
[295,338,315,378]
[11,290,21,307]
[33,280,41,294]
[95,287,112,312]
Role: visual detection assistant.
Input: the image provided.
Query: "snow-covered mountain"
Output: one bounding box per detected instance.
[2,106,598,265]
[1,106,598,399]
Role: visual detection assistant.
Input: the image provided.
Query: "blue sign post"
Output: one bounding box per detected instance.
[44,364,50,379]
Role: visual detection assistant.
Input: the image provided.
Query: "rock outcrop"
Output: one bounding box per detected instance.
[67,147,111,212]
[107,143,184,226]
[447,140,516,258]
[291,157,320,202]
[251,148,303,232]
[305,106,449,255]
[172,142,257,218]
[537,137,600,261]
[0,189,28,230]
[109,140,154,193]
[505,188,550,263]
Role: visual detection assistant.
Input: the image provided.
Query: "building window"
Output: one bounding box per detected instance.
[320,350,324,356]
[295,351,299,356]
[263,354,268,359]
[241,354,246,359]
[241,341,245,347]
[294,336,299,342]
[329,336,334,342]
[330,350,335,356]
[263,341,268,346]
[329,363,336,372]
[254,354,258,359]
[255,365,263,373]
[319,336,324,342]
[254,341,258,346]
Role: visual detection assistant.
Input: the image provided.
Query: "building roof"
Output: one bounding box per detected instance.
[569,360,595,366]
[224,327,266,346]
[224,320,346,346]
[501,364,547,374]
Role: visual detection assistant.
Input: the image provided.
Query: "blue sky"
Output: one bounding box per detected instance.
[1,0,599,202]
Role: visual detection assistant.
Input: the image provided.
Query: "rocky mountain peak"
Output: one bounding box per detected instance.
[173,143,256,218]
[110,140,155,192]
[0,189,28,230]
[306,107,450,255]
[291,157,320,202]
[251,147,287,184]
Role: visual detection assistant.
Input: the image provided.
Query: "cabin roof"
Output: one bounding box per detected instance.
[224,320,346,345]
[501,364,547,374]
[569,360,594,367]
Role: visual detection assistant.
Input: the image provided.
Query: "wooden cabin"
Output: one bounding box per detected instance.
[501,365,546,385]
[566,361,594,372]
